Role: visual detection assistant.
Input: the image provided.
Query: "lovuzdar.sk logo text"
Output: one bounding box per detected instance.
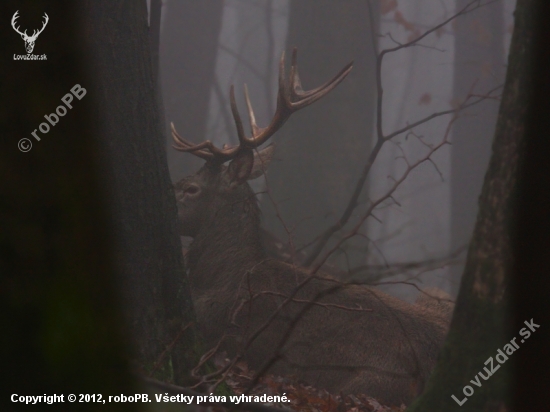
[11,10,48,61]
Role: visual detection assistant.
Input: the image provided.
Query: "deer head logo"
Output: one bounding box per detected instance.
[11,11,49,54]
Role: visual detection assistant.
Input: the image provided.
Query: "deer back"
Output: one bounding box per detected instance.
[175,159,449,406]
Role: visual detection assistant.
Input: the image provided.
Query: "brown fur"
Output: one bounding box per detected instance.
[415,287,455,323]
[175,158,449,406]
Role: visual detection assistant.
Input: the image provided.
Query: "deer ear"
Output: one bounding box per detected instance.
[227,149,254,185]
[248,145,275,180]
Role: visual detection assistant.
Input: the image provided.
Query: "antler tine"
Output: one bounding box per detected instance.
[289,48,353,110]
[229,85,248,147]
[229,51,289,148]
[31,13,48,39]
[37,13,49,35]
[243,84,263,136]
[289,48,300,96]
[171,122,199,149]
[278,50,289,106]
[172,121,242,162]
[171,122,213,160]
[11,11,27,36]
[172,48,351,163]
[238,48,353,148]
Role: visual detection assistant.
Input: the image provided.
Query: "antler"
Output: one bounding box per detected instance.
[11,11,27,37]
[11,11,49,40]
[171,48,353,163]
[30,13,49,40]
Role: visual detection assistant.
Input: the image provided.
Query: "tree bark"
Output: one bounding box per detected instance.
[512,0,550,407]
[79,0,202,384]
[1,1,138,409]
[450,0,505,296]
[407,0,539,410]
[149,0,162,82]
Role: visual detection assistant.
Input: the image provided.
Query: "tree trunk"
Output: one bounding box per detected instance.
[80,0,202,384]
[260,0,378,270]
[149,0,162,82]
[407,0,539,410]
[1,1,138,409]
[512,0,550,406]
[450,0,505,297]
[160,0,224,182]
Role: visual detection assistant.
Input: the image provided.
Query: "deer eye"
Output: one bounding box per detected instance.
[184,185,200,196]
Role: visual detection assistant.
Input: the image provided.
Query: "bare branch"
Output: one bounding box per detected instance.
[383,84,502,141]
[380,0,484,56]
[246,290,374,313]
[303,0,502,266]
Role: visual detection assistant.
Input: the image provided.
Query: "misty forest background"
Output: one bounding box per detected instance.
[5,0,550,411]
[160,0,514,301]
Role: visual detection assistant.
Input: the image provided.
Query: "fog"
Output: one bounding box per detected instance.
[158,0,515,301]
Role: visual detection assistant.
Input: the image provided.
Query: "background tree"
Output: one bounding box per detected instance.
[80,0,201,384]
[161,0,224,181]
[408,0,541,409]
[203,0,289,163]
[259,0,378,271]
[450,0,505,296]
[366,0,460,300]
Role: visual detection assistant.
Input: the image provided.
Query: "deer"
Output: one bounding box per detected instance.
[415,287,455,323]
[171,48,450,406]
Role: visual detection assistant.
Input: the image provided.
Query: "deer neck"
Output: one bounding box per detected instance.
[187,193,266,289]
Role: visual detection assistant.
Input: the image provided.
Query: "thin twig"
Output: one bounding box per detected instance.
[246,290,374,313]
[149,322,192,378]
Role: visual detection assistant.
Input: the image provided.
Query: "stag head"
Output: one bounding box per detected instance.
[172,48,352,237]
[12,11,49,54]
[174,148,274,237]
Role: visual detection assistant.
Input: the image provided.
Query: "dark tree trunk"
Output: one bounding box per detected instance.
[408,0,540,410]
[80,1,201,384]
[149,0,162,82]
[450,0,505,296]
[512,1,550,408]
[1,1,138,409]
[160,0,224,182]
[260,0,378,270]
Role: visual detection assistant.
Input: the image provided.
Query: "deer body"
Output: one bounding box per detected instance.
[172,50,449,405]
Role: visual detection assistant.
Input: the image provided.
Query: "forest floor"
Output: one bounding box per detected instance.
[213,354,403,412]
